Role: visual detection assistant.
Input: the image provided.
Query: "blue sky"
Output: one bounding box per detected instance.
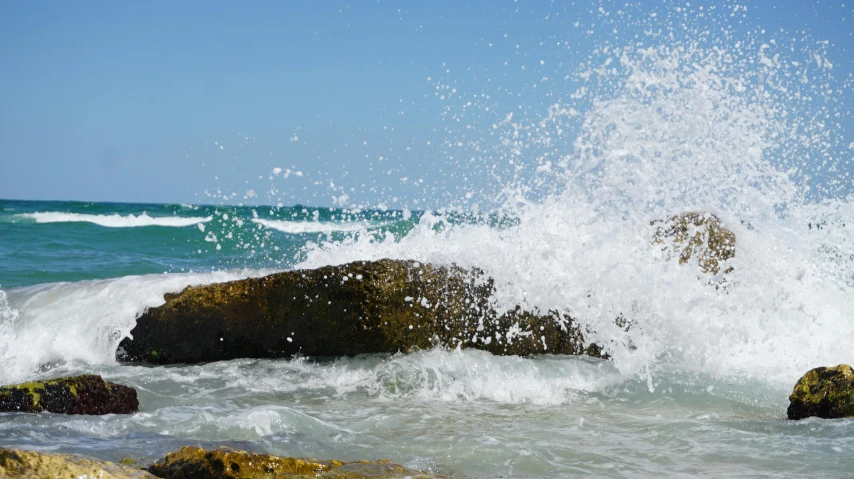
[1,1,852,207]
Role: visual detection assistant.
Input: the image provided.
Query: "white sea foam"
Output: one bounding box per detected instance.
[252,218,381,234]
[0,289,17,324]
[18,212,212,228]
[235,349,621,405]
[0,270,274,385]
[0,288,19,361]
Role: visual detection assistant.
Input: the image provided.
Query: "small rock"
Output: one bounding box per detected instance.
[788,364,854,420]
[651,212,736,276]
[0,374,138,415]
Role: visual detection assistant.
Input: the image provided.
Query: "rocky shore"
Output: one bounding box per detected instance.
[0,446,438,479]
[6,211,800,477]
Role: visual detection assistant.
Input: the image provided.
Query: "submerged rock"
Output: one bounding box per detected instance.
[0,374,138,415]
[119,259,604,364]
[651,212,736,276]
[147,446,440,479]
[0,447,154,478]
[787,364,854,420]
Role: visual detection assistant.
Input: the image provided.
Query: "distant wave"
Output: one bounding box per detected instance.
[17,212,213,228]
[252,218,381,234]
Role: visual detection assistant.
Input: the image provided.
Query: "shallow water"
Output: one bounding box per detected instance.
[5,351,854,478]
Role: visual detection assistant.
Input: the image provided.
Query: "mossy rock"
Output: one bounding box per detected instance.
[787,364,854,420]
[147,446,442,479]
[651,212,736,276]
[0,374,138,415]
[0,447,155,478]
[118,259,604,364]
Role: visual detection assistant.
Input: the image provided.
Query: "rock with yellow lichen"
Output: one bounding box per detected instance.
[0,374,138,415]
[118,259,605,364]
[787,364,854,420]
[0,447,155,478]
[651,212,736,276]
[0,446,441,479]
[146,446,442,479]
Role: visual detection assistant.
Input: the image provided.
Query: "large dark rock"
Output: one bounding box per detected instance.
[0,448,154,478]
[788,364,854,420]
[119,259,604,364]
[147,446,441,479]
[0,374,138,415]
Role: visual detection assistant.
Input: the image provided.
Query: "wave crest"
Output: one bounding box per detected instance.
[17,212,212,228]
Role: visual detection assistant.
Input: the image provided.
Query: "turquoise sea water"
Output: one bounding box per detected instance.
[0,199,417,289]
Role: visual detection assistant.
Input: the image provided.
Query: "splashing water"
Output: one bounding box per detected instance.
[0,288,17,323]
[0,271,275,385]
[299,26,854,388]
[0,287,19,359]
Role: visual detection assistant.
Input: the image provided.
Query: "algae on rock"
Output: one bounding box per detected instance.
[787,364,854,420]
[119,259,604,364]
[0,374,138,415]
[146,446,441,479]
[0,446,444,479]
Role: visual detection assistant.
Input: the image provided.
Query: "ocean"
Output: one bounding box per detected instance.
[3,9,854,477]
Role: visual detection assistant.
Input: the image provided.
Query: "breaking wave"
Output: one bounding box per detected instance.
[297,35,854,388]
[17,212,213,228]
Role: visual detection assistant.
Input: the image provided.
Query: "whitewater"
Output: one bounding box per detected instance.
[3,3,854,478]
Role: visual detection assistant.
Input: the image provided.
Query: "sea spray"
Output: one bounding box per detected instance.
[0,288,17,324]
[0,287,19,360]
[298,32,853,387]
[0,271,273,385]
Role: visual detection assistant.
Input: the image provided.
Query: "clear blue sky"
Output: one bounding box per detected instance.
[1,1,852,207]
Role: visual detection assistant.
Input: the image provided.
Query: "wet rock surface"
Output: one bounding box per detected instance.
[119,259,604,364]
[147,446,441,479]
[788,364,854,420]
[651,212,736,276]
[0,374,139,415]
[0,447,155,478]
[0,446,442,479]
